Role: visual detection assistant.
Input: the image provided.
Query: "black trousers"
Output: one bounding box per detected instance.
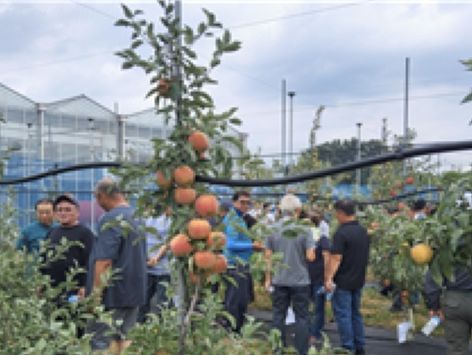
[223,264,254,332]
[137,274,171,323]
[272,285,310,355]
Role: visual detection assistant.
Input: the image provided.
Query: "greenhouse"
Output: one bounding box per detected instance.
[0,82,247,230]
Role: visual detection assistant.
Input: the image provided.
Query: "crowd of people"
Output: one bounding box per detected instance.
[15,183,472,355]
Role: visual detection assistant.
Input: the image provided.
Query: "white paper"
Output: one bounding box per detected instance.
[397,321,412,344]
[285,306,295,325]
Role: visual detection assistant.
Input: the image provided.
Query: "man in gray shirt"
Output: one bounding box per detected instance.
[87,177,147,353]
[265,194,316,355]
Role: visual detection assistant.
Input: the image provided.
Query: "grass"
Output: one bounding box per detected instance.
[360,287,442,335]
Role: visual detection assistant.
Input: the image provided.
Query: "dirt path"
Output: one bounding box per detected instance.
[248,308,472,354]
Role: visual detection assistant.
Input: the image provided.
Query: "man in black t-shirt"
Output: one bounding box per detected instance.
[41,194,94,302]
[325,199,369,355]
[40,194,94,339]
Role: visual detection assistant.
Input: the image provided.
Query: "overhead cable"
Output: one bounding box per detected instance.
[1,140,471,186]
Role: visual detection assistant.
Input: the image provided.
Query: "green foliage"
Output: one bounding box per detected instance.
[425,175,472,283]
[307,333,351,355]
[368,161,403,200]
[239,154,275,180]
[0,190,136,354]
[460,57,472,124]
[366,208,428,295]
[313,138,388,184]
[113,0,245,227]
[112,3,277,354]
[366,171,472,298]
[126,287,276,355]
[0,188,19,248]
[0,241,108,354]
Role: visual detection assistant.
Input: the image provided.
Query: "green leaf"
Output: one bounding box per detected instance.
[131,39,143,49]
[438,249,454,281]
[229,118,242,126]
[197,22,206,35]
[460,58,472,70]
[115,50,129,59]
[223,29,231,44]
[183,27,194,45]
[121,3,133,19]
[202,8,216,25]
[165,2,174,15]
[221,135,243,153]
[224,41,242,52]
[192,91,213,106]
[461,90,472,104]
[145,87,158,99]
[121,61,134,70]
[182,46,197,59]
[215,38,222,51]
[115,19,130,27]
[210,57,220,68]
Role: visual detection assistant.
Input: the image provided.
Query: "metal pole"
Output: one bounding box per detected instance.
[37,104,45,187]
[114,102,125,160]
[288,91,295,170]
[27,122,32,224]
[88,118,95,232]
[356,122,362,196]
[174,0,182,127]
[281,79,286,175]
[403,57,410,176]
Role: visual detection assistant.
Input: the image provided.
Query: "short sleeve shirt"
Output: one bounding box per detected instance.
[307,234,330,285]
[145,215,171,275]
[265,219,316,287]
[87,206,147,308]
[331,220,370,290]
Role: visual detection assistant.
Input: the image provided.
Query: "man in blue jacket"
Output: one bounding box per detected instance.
[223,190,263,332]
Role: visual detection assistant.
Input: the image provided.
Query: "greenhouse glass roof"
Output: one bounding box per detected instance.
[0,83,36,110]
[45,94,116,120]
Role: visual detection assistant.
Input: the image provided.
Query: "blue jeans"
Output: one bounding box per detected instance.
[311,284,326,339]
[332,287,365,352]
[272,285,310,355]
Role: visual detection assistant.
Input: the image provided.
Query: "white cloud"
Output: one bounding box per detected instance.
[1,1,472,170]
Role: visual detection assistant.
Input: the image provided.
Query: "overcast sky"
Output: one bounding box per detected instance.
[1,0,472,170]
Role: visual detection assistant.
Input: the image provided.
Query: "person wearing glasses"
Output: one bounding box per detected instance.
[17,198,56,254]
[222,191,264,332]
[41,194,94,304]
